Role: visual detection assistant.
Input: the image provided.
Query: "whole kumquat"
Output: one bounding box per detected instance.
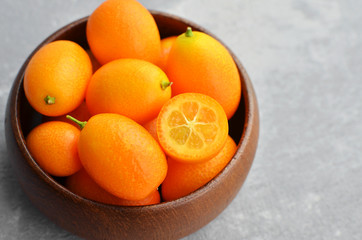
[26,121,82,177]
[86,0,161,65]
[24,40,92,117]
[166,27,241,119]
[161,136,237,201]
[86,59,171,124]
[68,113,168,201]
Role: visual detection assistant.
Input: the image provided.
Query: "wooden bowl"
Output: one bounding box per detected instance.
[5,11,259,240]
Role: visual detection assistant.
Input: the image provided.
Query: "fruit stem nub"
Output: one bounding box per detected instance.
[185,27,193,37]
[66,115,87,130]
[44,95,55,105]
[160,80,173,90]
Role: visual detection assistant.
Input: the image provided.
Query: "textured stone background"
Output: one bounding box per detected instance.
[1,0,361,239]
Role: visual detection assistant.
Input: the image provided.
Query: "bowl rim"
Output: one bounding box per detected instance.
[9,12,259,211]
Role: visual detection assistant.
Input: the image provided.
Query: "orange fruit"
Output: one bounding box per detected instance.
[157,93,229,163]
[71,113,168,201]
[166,27,241,119]
[161,136,237,201]
[43,101,92,129]
[86,59,172,124]
[158,36,177,71]
[24,40,92,116]
[143,117,159,143]
[86,0,161,65]
[26,121,82,177]
[65,169,161,206]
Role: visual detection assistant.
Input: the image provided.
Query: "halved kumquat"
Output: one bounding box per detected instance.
[157,93,228,163]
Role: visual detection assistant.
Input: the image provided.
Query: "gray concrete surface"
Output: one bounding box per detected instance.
[1,0,361,239]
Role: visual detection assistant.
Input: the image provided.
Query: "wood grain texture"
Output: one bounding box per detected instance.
[5,12,259,240]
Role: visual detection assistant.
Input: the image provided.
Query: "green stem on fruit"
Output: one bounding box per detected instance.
[185,27,193,37]
[160,80,173,90]
[66,115,87,130]
[44,95,55,105]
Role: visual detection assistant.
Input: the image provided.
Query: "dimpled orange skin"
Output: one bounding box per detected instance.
[65,169,161,206]
[157,93,229,163]
[86,59,171,124]
[166,29,241,119]
[158,36,177,71]
[161,136,237,201]
[86,0,161,65]
[78,113,168,201]
[26,121,82,177]
[24,40,92,117]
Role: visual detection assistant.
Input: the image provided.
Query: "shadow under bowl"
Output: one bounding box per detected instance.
[5,11,259,240]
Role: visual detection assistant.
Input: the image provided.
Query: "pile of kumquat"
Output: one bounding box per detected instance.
[24,0,242,205]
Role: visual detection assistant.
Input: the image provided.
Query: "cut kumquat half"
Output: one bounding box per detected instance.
[157,93,229,163]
